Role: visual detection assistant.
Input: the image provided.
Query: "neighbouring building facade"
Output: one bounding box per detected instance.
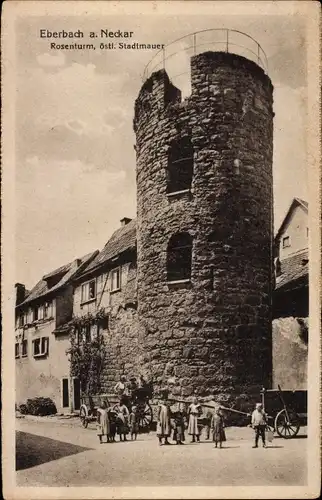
[15,252,98,413]
[71,218,142,393]
[272,198,308,390]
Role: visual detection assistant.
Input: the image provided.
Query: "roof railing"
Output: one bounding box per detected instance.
[142,29,268,83]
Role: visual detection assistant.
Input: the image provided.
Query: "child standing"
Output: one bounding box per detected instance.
[129,405,139,440]
[157,395,171,446]
[211,407,226,448]
[171,403,186,445]
[116,396,130,442]
[96,400,110,444]
[188,397,202,443]
[108,407,117,442]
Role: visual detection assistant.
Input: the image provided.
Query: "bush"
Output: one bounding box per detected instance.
[18,403,28,415]
[24,397,57,416]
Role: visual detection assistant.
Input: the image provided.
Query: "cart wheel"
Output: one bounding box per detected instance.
[138,403,153,431]
[275,409,300,439]
[80,405,88,428]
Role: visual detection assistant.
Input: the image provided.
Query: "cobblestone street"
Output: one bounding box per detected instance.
[16,417,307,487]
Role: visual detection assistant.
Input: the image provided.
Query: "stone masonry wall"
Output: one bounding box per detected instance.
[134,52,274,405]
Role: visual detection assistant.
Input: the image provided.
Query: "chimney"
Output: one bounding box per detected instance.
[120,217,132,227]
[15,283,26,305]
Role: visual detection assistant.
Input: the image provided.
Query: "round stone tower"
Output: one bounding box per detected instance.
[134,46,274,405]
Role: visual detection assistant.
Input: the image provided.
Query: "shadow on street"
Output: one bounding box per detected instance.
[16,431,93,470]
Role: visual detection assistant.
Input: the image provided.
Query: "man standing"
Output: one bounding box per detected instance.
[251,403,267,448]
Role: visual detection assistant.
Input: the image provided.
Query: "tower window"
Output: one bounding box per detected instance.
[282,236,290,248]
[167,232,192,282]
[167,136,193,193]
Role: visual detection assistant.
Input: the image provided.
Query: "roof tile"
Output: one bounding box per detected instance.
[18,251,98,307]
[275,250,308,290]
[80,219,136,275]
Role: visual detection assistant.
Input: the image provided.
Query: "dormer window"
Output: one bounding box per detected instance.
[167,135,193,194]
[81,279,96,303]
[282,236,290,248]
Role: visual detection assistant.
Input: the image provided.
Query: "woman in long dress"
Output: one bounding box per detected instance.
[157,398,171,445]
[211,407,226,448]
[188,397,202,443]
[97,400,110,444]
[115,397,130,441]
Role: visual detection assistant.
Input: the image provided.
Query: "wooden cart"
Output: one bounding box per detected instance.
[168,384,307,439]
[259,385,307,439]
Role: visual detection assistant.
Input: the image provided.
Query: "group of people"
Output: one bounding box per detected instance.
[96,397,139,444]
[157,396,226,448]
[157,395,269,449]
[96,374,269,448]
[96,374,149,444]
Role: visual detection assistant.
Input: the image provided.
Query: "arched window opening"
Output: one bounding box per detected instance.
[167,232,192,282]
[167,136,193,193]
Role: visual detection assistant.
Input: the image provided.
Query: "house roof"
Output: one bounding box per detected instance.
[78,219,136,277]
[17,251,99,308]
[275,198,308,241]
[275,249,308,291]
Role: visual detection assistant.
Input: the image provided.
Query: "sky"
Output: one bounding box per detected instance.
[15,11,308,288]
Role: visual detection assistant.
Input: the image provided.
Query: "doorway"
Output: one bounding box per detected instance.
[73,377,81,411]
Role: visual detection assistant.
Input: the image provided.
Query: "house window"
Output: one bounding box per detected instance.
[32,307,38,322]
[111,268,121,292]
[27,309,33,324]
[81,324,91,343]
[282,236,290,248]
[38,306,44,320]
[167,232,193,282]
[81,280,96,303]
[15,343,20,358]
[167,135,193,193]
[22,339,28,357]
[33,337,49,357]
[99,315,109,331]
[44,301,53,319]
[18,313,25,328]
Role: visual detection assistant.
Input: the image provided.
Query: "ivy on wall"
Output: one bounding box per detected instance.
[66,309,108,395]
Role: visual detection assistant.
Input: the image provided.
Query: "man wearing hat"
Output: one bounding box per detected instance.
[251,403,267,448]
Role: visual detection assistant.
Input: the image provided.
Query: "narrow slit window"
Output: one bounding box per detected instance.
[167,135,193,193]
[167,232,192,282]
[22,339,28,357]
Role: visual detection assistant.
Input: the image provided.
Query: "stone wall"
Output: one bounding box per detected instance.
[134,52,274,404]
